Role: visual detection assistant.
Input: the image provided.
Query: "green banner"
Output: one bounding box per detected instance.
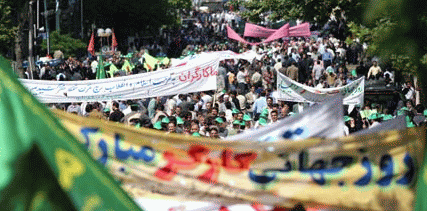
[0,56,142,210]
[96,55,106,79]
[415,140,427,211]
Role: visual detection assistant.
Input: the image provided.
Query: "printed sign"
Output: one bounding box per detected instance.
[226,95,345,141]
[277,72,365,105]
[20,55,220,103]
[54,109,425,211]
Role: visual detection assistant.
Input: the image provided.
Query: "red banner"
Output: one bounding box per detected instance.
[243,23,277,38]
[227,25,254,45]
[87,32,95,56]
[289,22,311,37]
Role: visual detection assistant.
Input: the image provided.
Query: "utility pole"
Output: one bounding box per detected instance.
[43,0,50,56]
[81,0,84,38]
[55,0,60,33]
[37,0,39,30]
[28,0,35,79]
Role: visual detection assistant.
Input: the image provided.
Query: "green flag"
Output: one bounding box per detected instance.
[107,63,119,78]
[121,60,133,73]
[143,53,159,71]
[159,57,170,66]
[0,56,142,210]
[415,146,427,210]
[96,55,106,79]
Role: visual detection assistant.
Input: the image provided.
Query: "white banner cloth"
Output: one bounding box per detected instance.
[20,56,220,103]
[226,96,344,142]
[171,51,258,67]
[277,72,365,105]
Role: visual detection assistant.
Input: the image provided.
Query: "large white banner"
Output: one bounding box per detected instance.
[20,56,220,103]
[212,50,258,63]
[171,50,258,67]
[226,95,344,142]
[277,72,365,105]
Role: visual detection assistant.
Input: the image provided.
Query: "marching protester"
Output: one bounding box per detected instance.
[24,8,418,141]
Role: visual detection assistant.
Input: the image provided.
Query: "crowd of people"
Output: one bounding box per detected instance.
[29,8,422,138]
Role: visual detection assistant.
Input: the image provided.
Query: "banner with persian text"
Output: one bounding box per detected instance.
[277,72,365,105]
[171,50,258,67]
[54,109,425,211]
[20,54,219,103]
[226,95,344,141]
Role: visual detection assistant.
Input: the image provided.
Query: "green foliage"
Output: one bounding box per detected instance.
[231,0,366,24]
[41,31,86,57]
[167,0,193,26]
[347,17,423,75]
[0,0,17,55]
[168,0,192,11]
[347,0,427,77]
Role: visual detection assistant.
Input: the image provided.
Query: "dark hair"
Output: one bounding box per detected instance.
[415,104,425,113]
[155,103,164,111]
[271,110,278,115]
[112,101,119,109]
[130,104,139,112]
[168,116,177,125]
[85,104,94,113]
[225,101,232,109]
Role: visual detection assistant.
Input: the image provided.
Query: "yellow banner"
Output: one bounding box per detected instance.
[53,109,425,211]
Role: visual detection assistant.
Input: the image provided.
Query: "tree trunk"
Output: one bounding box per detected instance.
[14,21,25,78]
[13,1,29,79]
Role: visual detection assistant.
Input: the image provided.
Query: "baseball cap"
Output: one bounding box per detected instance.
[176,117,184,125]
[258,118,267,126]
[215,117,224,124]
[153,121,162,130]
[243,114,252,121]
[382,114,394,121]
[161,117,170,124]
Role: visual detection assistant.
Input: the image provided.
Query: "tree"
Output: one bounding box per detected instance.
[0,0,17,57]
[361,0,427,103]
[229,0,366,25]
[168,0,193,25]
[82,0,188,51]
[40,31,87,58]
[10,0,30,78]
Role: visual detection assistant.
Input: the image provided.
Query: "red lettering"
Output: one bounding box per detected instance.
[178,72,187,82]
[202,67,210,77]
[154,145,257,183]
[209,66,218,76]
[154,145,209,181]
[198,158,220,184]
[221,149,257,173]
[191,67,201,82]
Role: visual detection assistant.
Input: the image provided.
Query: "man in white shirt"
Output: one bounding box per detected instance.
[312,60,325,85]
[403,82,415,101]
[91,59,98,74]
[368,113,381,128]
[274,59,283,72]
[200,92,212,110]
[367,60,382,80]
